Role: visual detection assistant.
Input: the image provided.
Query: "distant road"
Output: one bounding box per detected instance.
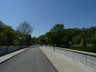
[0,46,58,72]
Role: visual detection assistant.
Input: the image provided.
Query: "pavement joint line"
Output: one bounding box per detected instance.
[40,46,93,72]
[0,48,29,64]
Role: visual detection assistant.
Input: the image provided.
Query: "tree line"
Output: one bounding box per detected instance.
[1,21,96,52]
[0,20,33,47]
[37,24,96,52]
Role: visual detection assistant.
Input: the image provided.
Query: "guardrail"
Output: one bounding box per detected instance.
[0,46,29,56]
[47,46,96,72]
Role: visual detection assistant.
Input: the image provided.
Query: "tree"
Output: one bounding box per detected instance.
[50,24,64,46]
[32,37,39,44]
[72,36,81,44]
[51,24,64,32]
[0,21,16,46]
[16,21,33,45]
[38,35,47,45]
[46,31,57,45]
[25,34,32,45]
[81,28,87,48]
[91,33,96,52]
[4,26,15,47]
[37,23,96,52]
[17,21,33,35]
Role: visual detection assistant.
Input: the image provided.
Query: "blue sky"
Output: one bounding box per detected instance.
[0,0,96,37]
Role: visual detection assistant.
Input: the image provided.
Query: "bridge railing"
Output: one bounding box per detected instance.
[46,45,96,72]
[0,46,29,56]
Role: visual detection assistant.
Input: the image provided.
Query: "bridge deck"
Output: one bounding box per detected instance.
[40,46,92,72]
[0,46,58,72]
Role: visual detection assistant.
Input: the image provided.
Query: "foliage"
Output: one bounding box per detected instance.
[0,20,33,47]
[1,20,96,53]
[51,24,64,32]
[0,21,15,46]
[16,21,33,45]
[70,44,93,52]
[49,24,64,46]
[90,33,96,52]
[32,37,39,44]
[72,36,81,44]
[38,24,96,53]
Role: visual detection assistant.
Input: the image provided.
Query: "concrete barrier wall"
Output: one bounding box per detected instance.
[47,46,96,72]
[0,46,28,56]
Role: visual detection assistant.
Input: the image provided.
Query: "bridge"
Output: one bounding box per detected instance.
[0,45,95,72]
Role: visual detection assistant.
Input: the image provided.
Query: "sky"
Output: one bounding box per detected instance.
[0,0,96,37]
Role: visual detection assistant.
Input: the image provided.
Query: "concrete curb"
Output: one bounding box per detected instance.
[0,48,29,64]
[40,47,60,72]
[39,47,59,72]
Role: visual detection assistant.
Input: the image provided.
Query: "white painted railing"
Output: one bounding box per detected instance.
[47,46,96,72]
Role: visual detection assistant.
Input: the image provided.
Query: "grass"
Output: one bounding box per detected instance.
[0,46,7,49]
[70,44,96,53]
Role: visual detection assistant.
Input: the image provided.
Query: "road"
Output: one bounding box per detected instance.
[0,46,58,72]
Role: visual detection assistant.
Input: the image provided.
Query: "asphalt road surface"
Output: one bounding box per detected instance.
[0,46,58,72]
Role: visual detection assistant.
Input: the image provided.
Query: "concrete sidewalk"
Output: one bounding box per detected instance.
[0,48,28,64]
[40,46,93,72]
